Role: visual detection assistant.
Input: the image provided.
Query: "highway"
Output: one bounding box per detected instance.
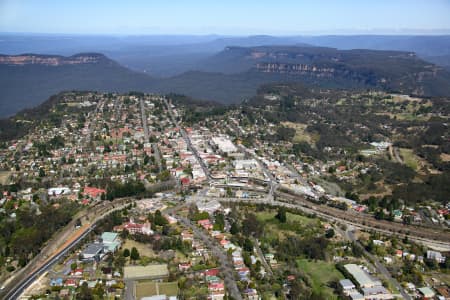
[0,198,134,299]
[3,225,95,299]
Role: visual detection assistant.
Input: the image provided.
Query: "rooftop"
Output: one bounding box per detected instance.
[82,243,104,255]
[101,232,119,243]
[418,287,435,297]
[344,264,380,288]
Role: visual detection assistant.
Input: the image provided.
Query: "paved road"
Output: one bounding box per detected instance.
[140,98,162,171]
[251,238,273,277]
[335,226,411,299]
[124,280,134,300]
[181,128,211,179]
[236,144,277,199]
[3,225,96,299]
[174,214,242,300]
[1,198,134,299]
[163,97,211,180]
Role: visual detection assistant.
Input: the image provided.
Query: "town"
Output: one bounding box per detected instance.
[0,90,449,300]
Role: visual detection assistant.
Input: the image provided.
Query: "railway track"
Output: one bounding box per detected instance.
[275,191,450,245]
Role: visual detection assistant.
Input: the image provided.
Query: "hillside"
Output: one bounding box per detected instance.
[2,47,450,117]
[197,46,450,96]
[3,34,450,75]
[0,53,158,116]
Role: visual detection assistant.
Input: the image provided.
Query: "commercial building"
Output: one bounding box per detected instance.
[344,264,382,288]
[426,250,446,263]
[211,136,237,154]
[81,243,105,261]
[101,232,121,252]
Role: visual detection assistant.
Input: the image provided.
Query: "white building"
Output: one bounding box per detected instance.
[211,136,237,154]
[427,250,446,263]
[48,187,71,196]
[344,264,382,288]
[233,159,258,170]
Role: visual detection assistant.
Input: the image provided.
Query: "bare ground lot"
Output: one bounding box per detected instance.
[0,171,12,185]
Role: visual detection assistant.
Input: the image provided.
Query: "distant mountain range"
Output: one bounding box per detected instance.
[2,34,450,75]
[2,45,450,117]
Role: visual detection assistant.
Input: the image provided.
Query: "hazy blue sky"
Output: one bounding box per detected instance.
[1,0,449,35]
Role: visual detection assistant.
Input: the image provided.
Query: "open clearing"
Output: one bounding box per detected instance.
[441,153,450,162]
[122,239,157,258]
[281,121,315,144]
[122,239,187,262]
[0,171,12,185]
[399,148,419,170]
[297,259,343,299]
[136,281,178,298]
[256,211,316,226]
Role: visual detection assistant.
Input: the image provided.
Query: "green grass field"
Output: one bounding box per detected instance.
[399,148,419,170]
[136,281,178,298]
[256,211,317,226]
[286,212,318,226]
[297,259,343,299]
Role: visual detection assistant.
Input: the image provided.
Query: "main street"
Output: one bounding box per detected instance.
[140,98,162,171]
[236,144,277,199]
[162,97,212,179]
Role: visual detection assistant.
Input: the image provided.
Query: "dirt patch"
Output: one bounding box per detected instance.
[0,171,12,185]
[441,153,450,162]
[122,239,156,258]
[281,121,315,144]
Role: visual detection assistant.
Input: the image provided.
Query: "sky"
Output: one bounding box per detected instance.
[1,0,450,35]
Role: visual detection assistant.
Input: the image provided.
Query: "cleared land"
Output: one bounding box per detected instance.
[297,258,343,299]
[256,211,316,226]
[281,121,315,144]
[136,281,178,299]
[0,171,12,185]
[399,148,419,170]
[122,239,157,258]
[122,239,187,262]
[441,153,450,162]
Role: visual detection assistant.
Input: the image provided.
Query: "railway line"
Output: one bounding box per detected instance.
[0,197,134,299]
[275,191,450,245]
[190,193,450,251]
